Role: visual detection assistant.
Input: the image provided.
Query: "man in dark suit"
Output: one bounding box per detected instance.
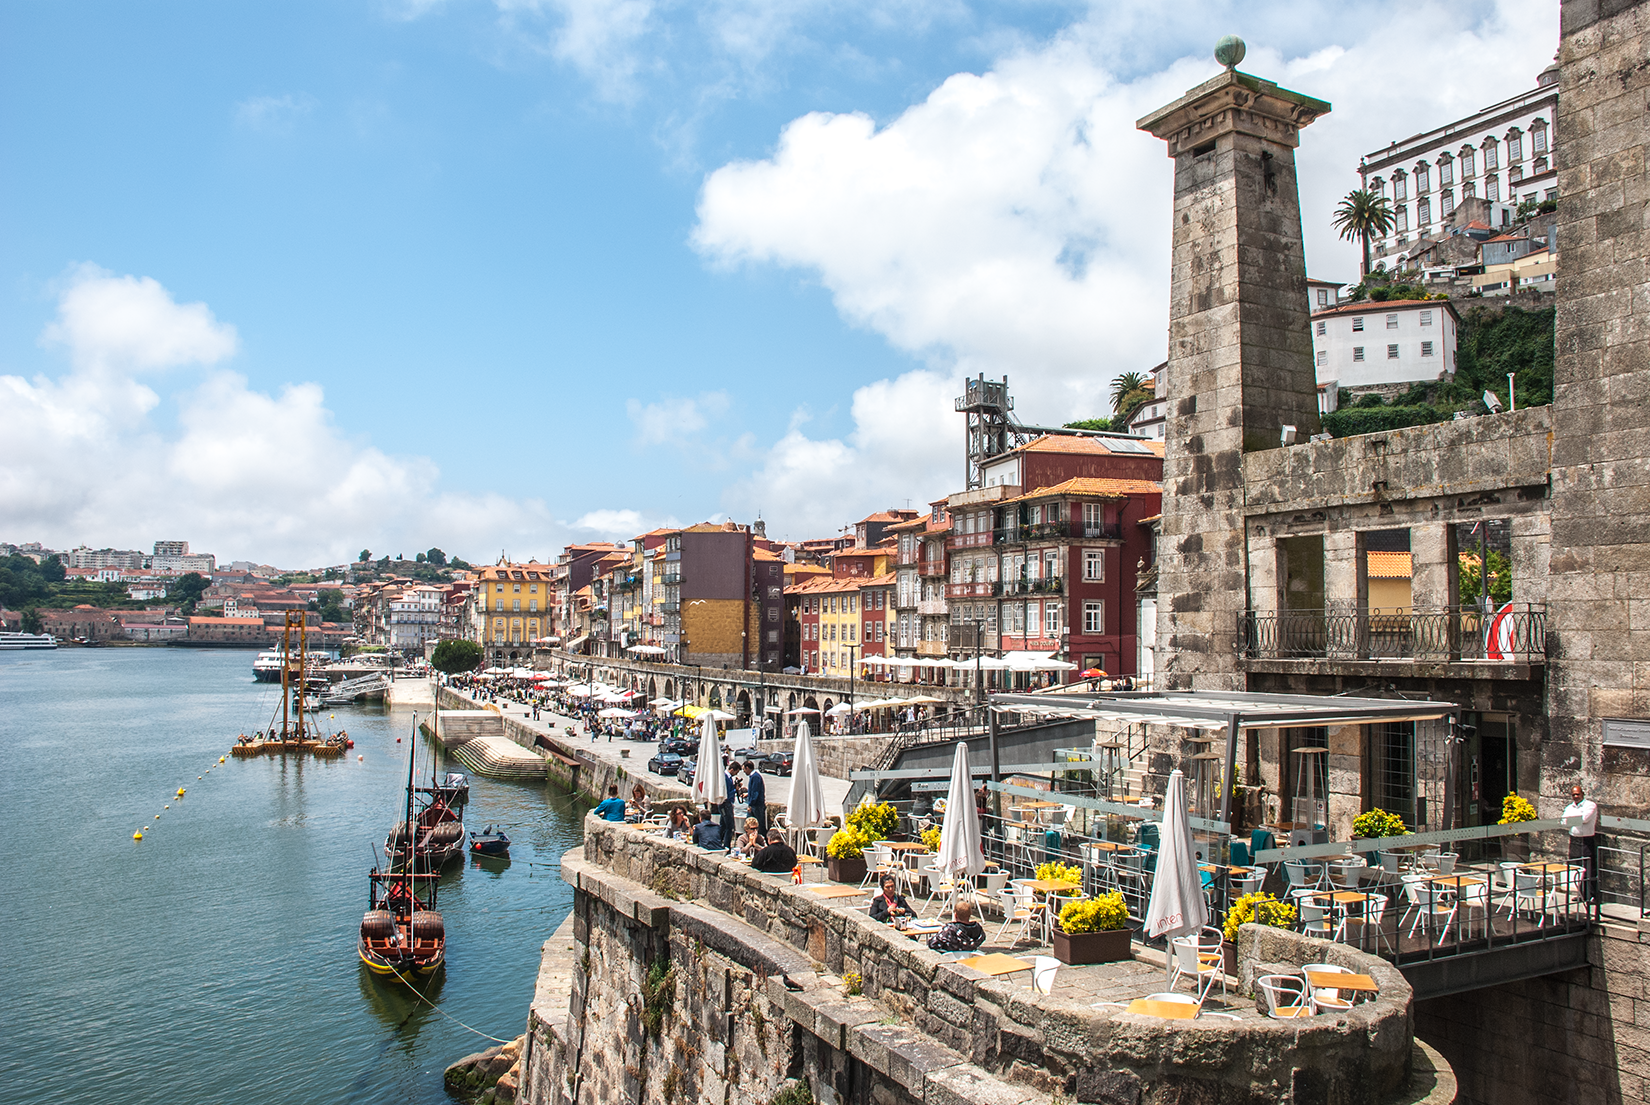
[744,760,767,836]
[720,761,737,853]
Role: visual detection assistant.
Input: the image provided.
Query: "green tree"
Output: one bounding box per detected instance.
[41,555,66,583]
[415,552,427,563]
[1109,371,1147,414]
[425,547,447,567]
[430,638,483,674]
[1459,550,1513,607]
[1332,189,1396,277]
[450,557,471,570]
[167,572,209,614]
[358,549,371,562]
[316,588,347,624]
[22,608,43,634]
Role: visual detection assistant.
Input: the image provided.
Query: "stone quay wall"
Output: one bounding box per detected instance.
[518,817,1432,1105]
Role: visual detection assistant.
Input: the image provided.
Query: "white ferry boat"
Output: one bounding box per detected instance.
[253,649,285,681]
[0,632,58,650]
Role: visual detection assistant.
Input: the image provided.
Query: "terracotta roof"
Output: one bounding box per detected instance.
[1003,434,1165,459]
[1366,551,1413,579]
[861,572,897,587]
[187,616,265,626]
[1465,220,1492,230]
[1004,476,1161,503]
[1483,232,1528,243]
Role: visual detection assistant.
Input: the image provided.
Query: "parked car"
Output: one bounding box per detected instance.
[752,751,793,777]
[646,752,684,777]
[679,758,697,789]
[662,737,699,756]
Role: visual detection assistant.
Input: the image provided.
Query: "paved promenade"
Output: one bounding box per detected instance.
[440,681,853,818]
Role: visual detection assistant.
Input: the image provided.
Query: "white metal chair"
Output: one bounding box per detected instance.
[1232,869,1266,897]
[1337,892,1393,954]
[1301,963,1354,1013]
[921,866,962,908]
[994,886,1043,945]
[1402,876,1457,941]
[1169,935,1224,1003]
[978,869,1010,897]
[1299,901,1333,939]
[1257,975,1314,1019]
[1329,858,1366,889]
[1031,955,1060,996]
[1285,859,1326,893]
[861,845,894,888]
[1454,880,1491,940]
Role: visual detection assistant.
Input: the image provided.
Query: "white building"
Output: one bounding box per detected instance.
[149,552,216,573]
[67,546,145,570]
[1312,300,1460,410]
[388,583,447,654]
[1359,67,1559,269]
[1124,361,1169,441]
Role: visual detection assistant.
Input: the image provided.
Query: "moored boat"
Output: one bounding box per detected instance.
[0,632,58,650]
[386,771,470,871]
[360,721,446,981]
[468,825,511,858]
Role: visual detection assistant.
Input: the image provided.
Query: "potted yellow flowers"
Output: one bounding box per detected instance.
[1051,891,1131,964]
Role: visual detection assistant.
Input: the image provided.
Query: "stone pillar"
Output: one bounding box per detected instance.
[1249,528,1278,616]
[1410,523,1454,610]
[1323,530,1359,612]
[1547,0,1650,808]
[1326,724,1365,841]
[1138,63,1329,690]
[1510,512,1550,606]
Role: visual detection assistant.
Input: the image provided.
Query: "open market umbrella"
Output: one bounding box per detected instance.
[935,742,985,900]
[694,712,726,810]
[786,720,826,829]
[1142,769,1207,986]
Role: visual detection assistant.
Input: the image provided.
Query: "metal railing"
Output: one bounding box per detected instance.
[1241,604,1547,662]
[1001,577,1064,596]
[871,704,994,770]
[918,560,948,577]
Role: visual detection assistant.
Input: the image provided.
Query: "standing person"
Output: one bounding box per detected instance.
[1564,783,1600,902]
[745,760,767,836]
[720,765,737,854]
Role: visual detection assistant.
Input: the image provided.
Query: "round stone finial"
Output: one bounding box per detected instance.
[1215,35,1246,69]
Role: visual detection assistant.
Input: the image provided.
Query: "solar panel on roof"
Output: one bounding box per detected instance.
[1105,438,1152,454]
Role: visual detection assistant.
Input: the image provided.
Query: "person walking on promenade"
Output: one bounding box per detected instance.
[720,764,737,854]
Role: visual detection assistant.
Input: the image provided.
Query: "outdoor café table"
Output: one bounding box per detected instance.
[1305,970,1379,1002]
[809,885,869,900]
[955,953,1034,977]
[899,921,944,939]
[883,841,930,852]
[1519,862,1571,874]
[1126,998,1199,1019]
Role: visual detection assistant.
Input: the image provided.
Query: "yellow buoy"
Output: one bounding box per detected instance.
[154,814,161,819]
[134,830,144,840]
[219,756,226,763]
[164,804,170,809]
[177,788,186,797]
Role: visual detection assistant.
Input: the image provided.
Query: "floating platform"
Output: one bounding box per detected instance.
[229,739,348,759]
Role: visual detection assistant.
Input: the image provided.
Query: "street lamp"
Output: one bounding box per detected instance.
[846,643,859,733]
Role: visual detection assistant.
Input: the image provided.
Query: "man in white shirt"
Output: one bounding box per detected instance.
[1563,783,1600,903]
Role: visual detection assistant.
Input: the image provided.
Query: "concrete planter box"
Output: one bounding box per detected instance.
[1050,924,1131,965]
[827,856,867,884]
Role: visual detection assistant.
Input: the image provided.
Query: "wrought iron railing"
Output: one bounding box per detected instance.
[1240,604,1546,662]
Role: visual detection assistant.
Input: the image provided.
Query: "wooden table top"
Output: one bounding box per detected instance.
[809,885,869,899]
[900,922,944,938]
[1428,875,1486,886]
[795,854,823,864]
[882,841,930,851]
[1087,840,1132,852]
[1016,800,1063,809]
[1126,998,1199,1019]
[1022,879,1083,894]
[1520,862,1572,873]
[956,953,1034,976]
[1305,971,1379,993]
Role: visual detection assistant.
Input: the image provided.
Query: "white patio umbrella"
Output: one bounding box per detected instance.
[786,720,826,829]
[935,742,985,898]
[825,702,853,717]
[597,707,633,718]
[694,712,727,811]
[1142,769,1208,986]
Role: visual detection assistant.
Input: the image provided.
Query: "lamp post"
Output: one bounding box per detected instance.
[846,643,858,733]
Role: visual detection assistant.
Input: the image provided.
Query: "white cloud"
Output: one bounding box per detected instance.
[626,389,730,445]
[4,267,567,568]
[695,0,1558,539]
[234,93,318,131]
[40,264,238,373]
[496,0,656,99]
[569,507,682,540]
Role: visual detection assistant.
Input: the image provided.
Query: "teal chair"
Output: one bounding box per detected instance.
[1139,822,1160,851]
[1228,841,1252,868]
[1250,828,1276,858]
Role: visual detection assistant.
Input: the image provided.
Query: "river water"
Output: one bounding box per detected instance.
[0,647,585,1105]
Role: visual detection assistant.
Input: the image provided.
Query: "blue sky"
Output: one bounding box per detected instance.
[1,0,1558,567]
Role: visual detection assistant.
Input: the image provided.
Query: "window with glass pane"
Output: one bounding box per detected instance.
[1083,602,1103,633]
[1044,603,1060,636]
[1084,549,1103,581]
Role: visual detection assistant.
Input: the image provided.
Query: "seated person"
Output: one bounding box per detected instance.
[593,785,627,822]
[732,818,763,857]
[751,830,798,873]
[927,899,987,953]
[665,806,693,839]
[690,810,723,849]
[868,875,913,924]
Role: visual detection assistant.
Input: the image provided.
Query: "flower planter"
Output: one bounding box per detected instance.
[1222,940,1237,978]
[1050,925,1131,965]
[827,856,867,884]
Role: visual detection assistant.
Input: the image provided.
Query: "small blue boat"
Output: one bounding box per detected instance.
[469,826,511,858]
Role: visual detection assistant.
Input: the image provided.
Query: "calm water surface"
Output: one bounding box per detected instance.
[1,648,584,1105]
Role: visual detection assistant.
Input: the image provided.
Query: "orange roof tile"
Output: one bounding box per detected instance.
[1004,476,1161,503]
[1366,551,1413,579]
[1004,434,1165,459]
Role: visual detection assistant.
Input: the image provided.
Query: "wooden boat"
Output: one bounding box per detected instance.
[386,770,470,872]
[232,613,347,758]
[468,825,511,858]
[359,726,446,980]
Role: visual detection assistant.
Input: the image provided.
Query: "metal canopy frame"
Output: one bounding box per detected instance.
[988,689,1458,824]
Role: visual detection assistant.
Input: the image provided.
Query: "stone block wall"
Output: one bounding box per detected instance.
[529,818,1423,1105]
[1415,917,1650,1105]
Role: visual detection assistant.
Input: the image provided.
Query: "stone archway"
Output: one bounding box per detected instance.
[664,679,675,699]
[803,695,818,713]
[735,689,752,726]
[787,691,798,713]
[647,677,657,701]
[709,687,722,708]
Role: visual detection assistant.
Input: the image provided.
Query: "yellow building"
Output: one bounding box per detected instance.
[814,577,864,678]
[478,561,555,651]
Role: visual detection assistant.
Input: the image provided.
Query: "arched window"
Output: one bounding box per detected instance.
[1485,174,1499,202]
[1460,146,1475,178]
[1392,171,1408,201]
[1438,154,1454,186]
[1395,205,1408,232]
[1370,176,1385,197]
[1482,137,1499,170]
[1506,129,1523,163]
[1533,156,1548,174]
[1415,162,1430,194]
[1441,188,1455,216]
[1531,118,1548,154]
[1418,197,1431,226]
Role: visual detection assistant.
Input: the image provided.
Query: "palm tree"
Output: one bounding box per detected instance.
[1332,189,1396,277]
[1109,371,1147,415]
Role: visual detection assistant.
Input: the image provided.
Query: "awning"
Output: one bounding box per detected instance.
[627,644,668,655]
[1001,650,1076,671]
[565,634,590,649]
[989,689,1456,731]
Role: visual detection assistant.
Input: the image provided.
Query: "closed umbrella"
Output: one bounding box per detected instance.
[1143,769,1207,986]
[935,742,985,897]
[786,720,825,829]
[694,712,726,809]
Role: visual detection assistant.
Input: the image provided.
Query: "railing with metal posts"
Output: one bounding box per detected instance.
[998,577,1065,596]
[947,532,994,550]
[871,704,993,770]
[918,559,948,577]
[1240,604,1547,662]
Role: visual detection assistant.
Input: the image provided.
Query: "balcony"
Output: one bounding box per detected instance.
[1241,605,1547,666]
[947,532,994,550]
[945,581,997,599]
[918,559,948,577]
[662,572,682,585]
[915,640,948,657]
[916,598,948,616]
[659,602,680,613]
[1000,578,1064,596]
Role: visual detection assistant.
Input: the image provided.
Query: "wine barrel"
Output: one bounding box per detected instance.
[429,822,463,844]
[360,909,395,939]
[410,911,445,940]
[387,821,414,847]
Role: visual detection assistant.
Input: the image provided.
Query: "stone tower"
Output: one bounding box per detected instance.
[1137,57,1328,690]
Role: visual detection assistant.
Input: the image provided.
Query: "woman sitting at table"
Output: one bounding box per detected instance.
[868,875,913,924]
[733,818,763,857]
[664,806,692,839]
